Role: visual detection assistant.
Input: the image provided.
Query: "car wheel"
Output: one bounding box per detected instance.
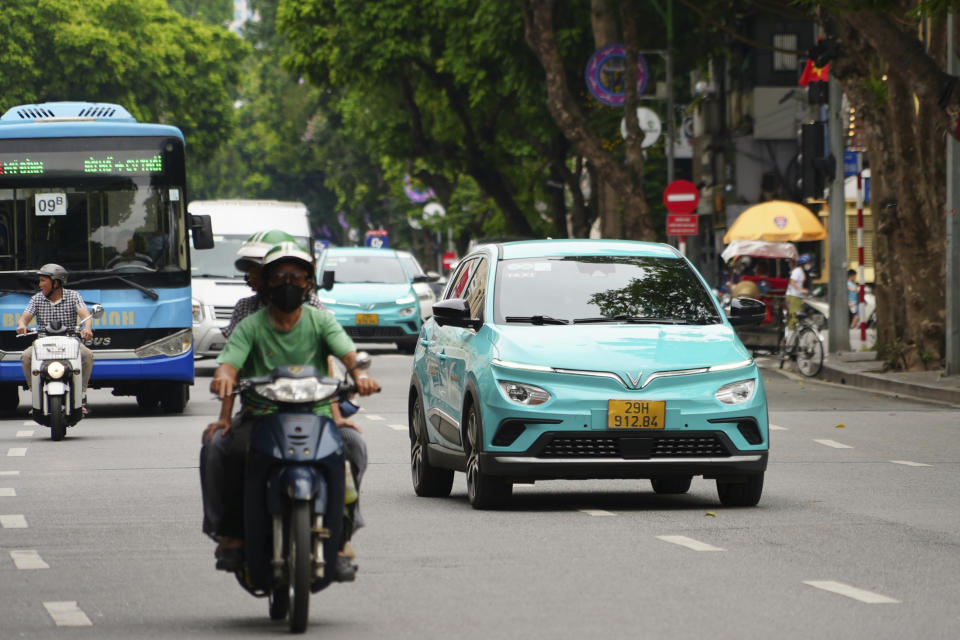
[650,476,692,494]
[410,395,453,497]
[716,473,764,507]
[0,384,19,412]
[465,401,511,510]
[396,340,417,354]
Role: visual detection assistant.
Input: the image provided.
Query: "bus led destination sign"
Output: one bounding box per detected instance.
[0,150,165,177]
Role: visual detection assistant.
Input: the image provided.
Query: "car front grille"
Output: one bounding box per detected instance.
[345,326,407,338]
[214,306,234,321]
[537,434,731,459]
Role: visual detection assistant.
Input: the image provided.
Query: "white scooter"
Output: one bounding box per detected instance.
[17,305,104,441]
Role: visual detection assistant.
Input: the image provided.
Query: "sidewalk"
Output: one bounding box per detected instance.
[812,329,960,406]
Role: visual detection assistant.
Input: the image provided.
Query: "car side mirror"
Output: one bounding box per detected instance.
[411,274,431,284]
[727,297,766,326]
[189,214,214,250]
[320,270,335,291]
[432,298,481,330]
[425,270,441,282]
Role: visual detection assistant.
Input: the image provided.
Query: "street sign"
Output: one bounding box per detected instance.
[663,180,700,214]
[666,213,698,237]
[441,251,457,271]
[364,229,389,248]
[619,107,662,148]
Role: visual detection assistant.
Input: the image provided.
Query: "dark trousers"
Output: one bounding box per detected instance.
[200,415,367,541]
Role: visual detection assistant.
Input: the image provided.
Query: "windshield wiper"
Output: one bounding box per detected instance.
[192,272,238,278]
[573,315,691,325]
[505,315,569,325]
[69,275,159,300]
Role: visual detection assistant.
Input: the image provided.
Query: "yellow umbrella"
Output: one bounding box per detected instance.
[723,200,827,243]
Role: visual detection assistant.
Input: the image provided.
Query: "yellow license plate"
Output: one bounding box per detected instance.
[607,400,665,429]
[355,313,379,325]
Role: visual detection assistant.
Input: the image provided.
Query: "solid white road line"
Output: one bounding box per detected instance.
[0,514,28,528]
[579,509,616,517]
[43,601,93,626]
[10,550,49,570]
[0,488,16,497]
[889,460,932,467]
[769,424,788,431]
[803,580,899,604]
[364,414,385,421]
[656,535,724,551]
[814,439,853,449]
[21,421,34,427]
[0,471,19,476]
[386,423,407,431]
[16,430,34,437]
[7,448,27,457]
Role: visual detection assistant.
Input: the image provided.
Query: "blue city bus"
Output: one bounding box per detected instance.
[0,102,213,413]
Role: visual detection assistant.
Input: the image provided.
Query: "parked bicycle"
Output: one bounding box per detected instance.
[779,311,824,377]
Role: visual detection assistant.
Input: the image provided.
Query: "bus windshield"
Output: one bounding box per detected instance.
[0,136,188,287]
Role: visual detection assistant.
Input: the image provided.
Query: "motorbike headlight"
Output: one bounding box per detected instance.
[498,381,551,406]
[715,379,756,405]
[46,361,66,379]
[135,329,193,358]
[253,377,339,403]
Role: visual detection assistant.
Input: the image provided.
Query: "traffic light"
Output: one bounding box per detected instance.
[800,122,834,200]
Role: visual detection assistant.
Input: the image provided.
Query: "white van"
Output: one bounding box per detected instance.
[189,200,312,358]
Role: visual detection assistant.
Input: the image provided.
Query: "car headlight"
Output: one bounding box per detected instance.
[395,295,416,305]
[715,379,756,405]
[192,299,204,323]
[498,381,551,406]
[46,361,66,379]
[398,306,417,316]
[135,329,193,358]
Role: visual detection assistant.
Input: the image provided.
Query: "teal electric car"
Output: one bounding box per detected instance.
[317,247,424,353]
[408,240,769,509]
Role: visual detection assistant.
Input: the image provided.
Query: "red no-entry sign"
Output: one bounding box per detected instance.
[663,179,700,214]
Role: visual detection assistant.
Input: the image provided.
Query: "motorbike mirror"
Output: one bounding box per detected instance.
[320,270,335,290]
[354,351,372,371]
[89,304,105,319]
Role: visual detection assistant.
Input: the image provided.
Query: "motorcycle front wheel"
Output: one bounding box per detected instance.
[48,395,67,441]
[287,501,312,633]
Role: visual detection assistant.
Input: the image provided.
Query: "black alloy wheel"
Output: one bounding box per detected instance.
[464,402,512,510]
[410,395,453,497]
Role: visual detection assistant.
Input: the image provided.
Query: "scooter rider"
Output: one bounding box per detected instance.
[16,264,95,413]
[201,242,379,579]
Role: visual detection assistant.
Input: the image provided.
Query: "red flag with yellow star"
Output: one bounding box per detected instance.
[799,59,829,87]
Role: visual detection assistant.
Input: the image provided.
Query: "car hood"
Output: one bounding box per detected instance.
[191,278,252,306]
[490,323,750,379]
[327,282,414,304]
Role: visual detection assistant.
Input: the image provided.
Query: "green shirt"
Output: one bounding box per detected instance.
[217,305,356,416]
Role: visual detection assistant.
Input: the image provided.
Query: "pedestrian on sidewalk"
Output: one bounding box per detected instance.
[786,255,811,329]
[847,269,860,329]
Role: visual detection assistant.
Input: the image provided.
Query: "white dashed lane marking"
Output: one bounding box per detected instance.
[579,509,616,517]
[0,471,19,476]
[803,580,899,604]
[364,414,385,421]
[10,550,49,570]
[889,460,931,467]
[769,424,788,431]
[7,448,27,457]
[1,514,28,528]
[386,423,407,431]
[0,488,16,497]
[814,439,853,449]
[656,535,724,551]
[16,430,34,437]
[21,421,34,427]
[43,601,93,626]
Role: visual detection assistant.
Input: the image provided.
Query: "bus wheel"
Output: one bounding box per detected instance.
[136,388,160,410]
[160,383,189,414]
[0,385,20,412]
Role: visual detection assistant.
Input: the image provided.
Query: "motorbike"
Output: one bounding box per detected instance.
[229,352,371,633]
[17,304,104,441]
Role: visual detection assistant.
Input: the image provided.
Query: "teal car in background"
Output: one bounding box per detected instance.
[408,239,769,509]
[317,247,423,353]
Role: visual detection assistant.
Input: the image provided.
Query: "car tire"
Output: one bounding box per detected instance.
[650,476,692,494]
[465,401,511,510]
[410,395,453,497]
[0,384,19,412]
[396,340,417,354]
[716,473,764,507]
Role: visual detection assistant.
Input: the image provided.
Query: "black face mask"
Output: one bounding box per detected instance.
[269,283,305,312]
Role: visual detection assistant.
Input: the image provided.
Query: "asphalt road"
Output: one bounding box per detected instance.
[1,348,957,638]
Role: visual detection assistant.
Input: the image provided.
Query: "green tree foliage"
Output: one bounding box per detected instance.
[0,0,247,161]
[167,0,233,25]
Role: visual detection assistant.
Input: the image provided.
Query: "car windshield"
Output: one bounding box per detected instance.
[323,254,408,283]
[494,255,722,325]
[191,233,311,279]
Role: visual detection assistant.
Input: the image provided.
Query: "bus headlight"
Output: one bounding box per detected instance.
[135,329,193,358]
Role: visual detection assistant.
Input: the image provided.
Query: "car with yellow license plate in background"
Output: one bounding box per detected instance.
[408,239,769,509]
[316,247,424,353]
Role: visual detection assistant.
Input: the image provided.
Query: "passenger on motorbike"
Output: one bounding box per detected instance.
[201,242,379,580]
[16,264,94,414]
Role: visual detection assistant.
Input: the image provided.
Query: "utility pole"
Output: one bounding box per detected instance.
[827,73,850,353]
[947,12,960,375]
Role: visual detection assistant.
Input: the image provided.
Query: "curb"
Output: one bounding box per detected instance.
[819,362,960,406]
